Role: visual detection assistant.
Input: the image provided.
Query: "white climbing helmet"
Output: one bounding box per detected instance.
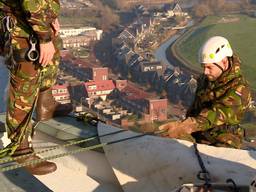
[199,36,233,64]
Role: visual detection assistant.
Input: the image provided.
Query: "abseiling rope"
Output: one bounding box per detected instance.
[0,129,126,164]
[0,129,167,172]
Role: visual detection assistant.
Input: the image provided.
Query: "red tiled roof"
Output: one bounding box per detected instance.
[84,80,115,92]
[52,84,68,90]
[121,83,152,100]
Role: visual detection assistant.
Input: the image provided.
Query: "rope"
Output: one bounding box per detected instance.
[0,129,126,164]
[193,143,240,192]
[193,143,211,188]
[0,129,167,172]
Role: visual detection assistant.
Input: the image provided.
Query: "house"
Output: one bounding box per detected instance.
[154,3,187,18]
[70,80,115,108]
[60,27,98,38]
[62,35,92,48]
[139,61,164,73]
[111,82,168,121]
[145,99,168,121]
[90,67,108,81]
[84,80,115,101]
[113,29,137,49]
[60,56,107,82]
[62,30,103,49]
[129,60,165,86]
[52,84,71,104]
[113,15,155,49]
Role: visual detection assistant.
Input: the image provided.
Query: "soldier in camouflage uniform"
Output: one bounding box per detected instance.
[0,0,61,174]
[159,36,252,148]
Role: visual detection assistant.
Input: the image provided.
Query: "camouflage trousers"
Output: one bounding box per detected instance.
[0,35,60,157]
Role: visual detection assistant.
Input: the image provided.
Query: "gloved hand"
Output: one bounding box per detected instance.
[159,117,198,139]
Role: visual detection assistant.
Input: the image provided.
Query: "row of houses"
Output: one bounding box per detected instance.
[113,3,187,50]
[60,51,108,82]
[111,3,188,86]
[70,79,168,122]
[60,27,103,49]
[113,40,166,92]
[57,50,168,122]
[60,0,94,9]
[119,0,176,8]
[110,3,197,108]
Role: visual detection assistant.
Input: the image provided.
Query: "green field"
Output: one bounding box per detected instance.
[176,14,256,90]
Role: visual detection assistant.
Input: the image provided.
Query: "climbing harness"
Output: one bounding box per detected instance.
[1,15,19,72]
[0,128,167,172]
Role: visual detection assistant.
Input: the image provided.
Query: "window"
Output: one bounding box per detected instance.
[88,85,96,90]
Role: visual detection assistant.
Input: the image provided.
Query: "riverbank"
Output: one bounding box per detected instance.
[154,20,199,76]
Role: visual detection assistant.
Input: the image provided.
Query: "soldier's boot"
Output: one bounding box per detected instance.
[36,88,72,121]
[12,135,57,175]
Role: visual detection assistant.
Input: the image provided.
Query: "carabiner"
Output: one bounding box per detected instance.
[27,35,39,62]
[2,16,14,32]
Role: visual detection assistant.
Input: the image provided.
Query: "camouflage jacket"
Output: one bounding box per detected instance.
[187,55,252,131]
[0,0,60,43]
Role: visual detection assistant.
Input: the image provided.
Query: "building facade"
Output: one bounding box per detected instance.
[52,84,71,104]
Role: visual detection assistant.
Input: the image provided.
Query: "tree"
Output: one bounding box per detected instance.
[94,0,120,31]
[194,4,212,18]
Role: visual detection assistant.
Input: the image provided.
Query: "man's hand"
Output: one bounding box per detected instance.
[51,18,60,37]
[159,118,198,138]
[39,41,55,66]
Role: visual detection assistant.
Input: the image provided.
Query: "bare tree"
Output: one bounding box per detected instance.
[94,0,120,31]
[194,4,212,18]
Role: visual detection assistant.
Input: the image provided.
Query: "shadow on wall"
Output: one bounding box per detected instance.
[97,123,256,192]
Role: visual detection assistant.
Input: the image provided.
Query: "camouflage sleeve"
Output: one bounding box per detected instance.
[21,0,60,43]
[195,84,251,130]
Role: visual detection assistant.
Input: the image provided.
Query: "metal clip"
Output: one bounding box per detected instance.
[197,171,211,182]
[27,35,39,62]
[2,16,14,33]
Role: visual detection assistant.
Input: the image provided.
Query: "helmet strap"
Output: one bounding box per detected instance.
[212,62,224,73]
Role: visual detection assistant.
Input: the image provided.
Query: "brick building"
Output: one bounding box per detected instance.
[112,81,167,121]
[145,99,168,121]
[60,55,108,82]
[90,68,108,81]
[84,80,115,101]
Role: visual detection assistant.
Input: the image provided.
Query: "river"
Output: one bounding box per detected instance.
[154,20,194,68]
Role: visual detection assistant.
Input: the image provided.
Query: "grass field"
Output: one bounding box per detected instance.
[176,14,256,90]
